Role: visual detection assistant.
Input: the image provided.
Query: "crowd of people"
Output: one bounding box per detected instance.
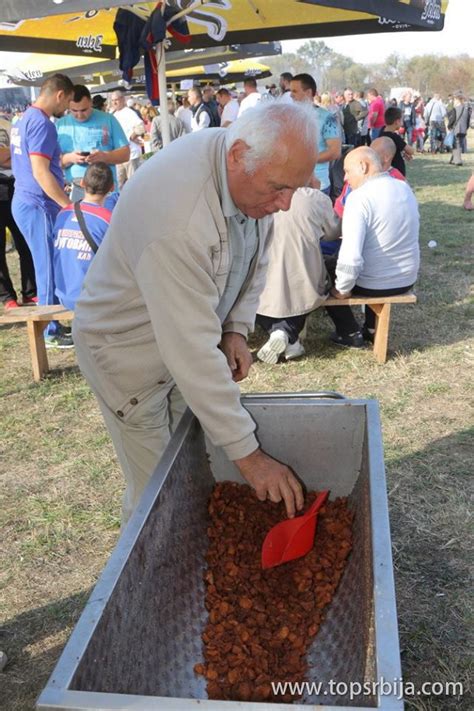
[0,69,471,520]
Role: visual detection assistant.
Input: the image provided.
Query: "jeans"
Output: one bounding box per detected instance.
[450,134,465,165]
[256,313,307,345]
[325,284,414,336]
[403,121,414,144]
[0,180,36,303]
[370,127,383,140]
[12,197,60,335]
[345,133,359,147]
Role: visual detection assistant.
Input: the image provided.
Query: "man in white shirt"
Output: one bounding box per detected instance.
[279,72,293,103]
[216,88,239,127]
[237,78,261,117]
[326,146,419,347]
[110,90,145,188]
[423,93,447,153]
[188,87,212,132]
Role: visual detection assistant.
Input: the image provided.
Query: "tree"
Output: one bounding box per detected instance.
[404,54,444,96]
[259,52,309,86]
[296,40,334,87]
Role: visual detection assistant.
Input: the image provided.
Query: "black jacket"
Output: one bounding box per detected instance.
[342,99,367,136]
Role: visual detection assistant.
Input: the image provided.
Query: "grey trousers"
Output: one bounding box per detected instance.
[73,326,186,524]
[117,157,142,190]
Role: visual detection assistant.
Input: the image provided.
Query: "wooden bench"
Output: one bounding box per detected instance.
[324,293,417,364]
[0,305,74,381]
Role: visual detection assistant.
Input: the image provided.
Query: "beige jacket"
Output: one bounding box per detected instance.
[257,188,341,318]
[74,129,273,460]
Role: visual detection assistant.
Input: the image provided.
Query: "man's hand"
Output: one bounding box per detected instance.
[308,175,321,190]
[62,151,88,167]
[235,449,304,518]
[220,332,253,382]
[330,286,351,299]
[86,150,109,164]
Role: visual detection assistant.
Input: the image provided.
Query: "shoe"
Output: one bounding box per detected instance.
[22,296,38,305]
[284,340,306,360]
[44,333,74,350]
[362,326,375,344]
[257,329,289,364]
[330,331,364,348]
[58,323,72,336]
[4,299,20,310]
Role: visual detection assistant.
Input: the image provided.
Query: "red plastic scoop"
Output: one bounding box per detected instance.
[261,490,329,569]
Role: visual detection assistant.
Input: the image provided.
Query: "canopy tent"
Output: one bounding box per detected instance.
[88,58,272,94]
[1,42,281,88]
[0,0,446,29]
[0,1,449,57]
[296,1,444,29]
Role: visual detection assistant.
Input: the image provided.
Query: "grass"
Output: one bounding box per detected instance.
[1,149,473,710]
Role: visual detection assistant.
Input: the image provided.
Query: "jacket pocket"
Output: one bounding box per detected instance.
[88,323,170,397]
[211,232,230,297]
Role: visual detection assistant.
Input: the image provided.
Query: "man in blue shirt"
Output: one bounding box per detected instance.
[54,162,114,311]
[57,85,129,200]
[11,73,74,348]
[290,73,341,196]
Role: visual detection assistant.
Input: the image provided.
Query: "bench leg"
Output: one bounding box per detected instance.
[369,303,391,364]
[27,321,49,381]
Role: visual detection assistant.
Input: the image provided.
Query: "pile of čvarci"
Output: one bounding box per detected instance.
[194,481,353,703]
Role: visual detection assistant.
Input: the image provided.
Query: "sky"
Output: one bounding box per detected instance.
[282,0,473,63]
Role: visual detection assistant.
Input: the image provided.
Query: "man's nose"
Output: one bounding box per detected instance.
[274,190,294,212]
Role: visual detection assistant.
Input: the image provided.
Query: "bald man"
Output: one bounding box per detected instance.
[334,137,405,218]
[326,147,419,347]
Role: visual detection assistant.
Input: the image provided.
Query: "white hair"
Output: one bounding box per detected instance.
[225,101,318,174]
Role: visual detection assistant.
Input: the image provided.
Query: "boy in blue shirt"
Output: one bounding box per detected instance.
[53,163,114,311]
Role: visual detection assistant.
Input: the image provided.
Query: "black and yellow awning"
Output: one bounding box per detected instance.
[0,1,449,58]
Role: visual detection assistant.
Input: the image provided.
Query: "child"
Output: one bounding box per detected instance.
[412,113,426,153]
[380,106,415,176]
[53,162,114,310]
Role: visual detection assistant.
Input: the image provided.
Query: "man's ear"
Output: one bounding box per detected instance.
[227,139,249,172]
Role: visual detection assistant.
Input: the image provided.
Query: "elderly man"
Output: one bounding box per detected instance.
[57,85,129,199]
[334,136,406,218]
[150,100,186,151]
[73,102,318,523]
[326,147,419,347]
[110,89,145,187]
[256,187,340,364]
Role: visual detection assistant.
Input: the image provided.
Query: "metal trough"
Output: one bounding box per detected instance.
[37,393,402,710]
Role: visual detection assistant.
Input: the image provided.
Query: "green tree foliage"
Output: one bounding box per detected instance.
[260,41,474,99]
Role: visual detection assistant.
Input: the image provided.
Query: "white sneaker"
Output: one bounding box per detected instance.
[284,339,305,360]
[257,329,289,364]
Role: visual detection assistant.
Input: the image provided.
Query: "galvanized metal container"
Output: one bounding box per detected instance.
[37,393,402,710]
